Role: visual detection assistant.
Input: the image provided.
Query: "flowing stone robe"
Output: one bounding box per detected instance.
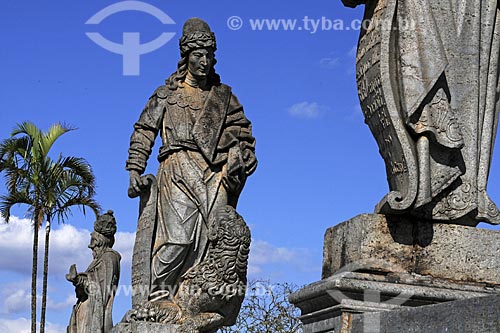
[352,0,500,225]
[68,249,121,333]
[126,82,257,299]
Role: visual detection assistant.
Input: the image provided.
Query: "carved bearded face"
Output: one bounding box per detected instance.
[187,48,213,79]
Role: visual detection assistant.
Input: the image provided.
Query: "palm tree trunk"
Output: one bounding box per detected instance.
[40,216,51,333]
[31,217,40,333]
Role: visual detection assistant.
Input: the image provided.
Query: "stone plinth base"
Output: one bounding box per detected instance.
[349,295,500,333]
[290,271,499,332]
[293,294,500,333]
[322,214,500,284]
[113,322,179,333]
[290,214,500,333]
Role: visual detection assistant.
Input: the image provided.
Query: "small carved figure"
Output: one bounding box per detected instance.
[125,16,256,317]
[67,210,121,333]
[126,206,250,333]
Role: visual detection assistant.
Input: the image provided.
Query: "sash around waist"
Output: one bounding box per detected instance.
[157,141,199,162]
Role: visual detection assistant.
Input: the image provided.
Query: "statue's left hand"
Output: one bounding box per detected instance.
[223,145,246,193]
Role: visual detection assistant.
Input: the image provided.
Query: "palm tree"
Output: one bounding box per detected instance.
[0,122,100,333]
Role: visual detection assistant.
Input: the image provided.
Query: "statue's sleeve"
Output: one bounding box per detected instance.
[126,94,164,174]
[222,93,258,176]
[73,252,120,303]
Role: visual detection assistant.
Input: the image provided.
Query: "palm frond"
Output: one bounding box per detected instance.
[0,136,29,159]
[39,123,74,158]
[11,122,41,161]
[11,121,41,139]
[60,157,96,185]
[0,192,34,222]
[54,196,101,222]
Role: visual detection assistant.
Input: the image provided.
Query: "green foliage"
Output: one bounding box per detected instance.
[0,121,100,223]
[219,280,303,333]
[0,121,101,333]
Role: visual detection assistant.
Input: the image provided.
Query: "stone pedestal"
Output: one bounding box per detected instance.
[290,214,500,333]
[113,322,179,333]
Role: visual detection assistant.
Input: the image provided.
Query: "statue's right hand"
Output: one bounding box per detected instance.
[128,170,148,198]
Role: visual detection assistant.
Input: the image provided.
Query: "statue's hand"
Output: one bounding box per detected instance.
[128,170,148,198]
[223,145,246,193]
[66,264,77,282]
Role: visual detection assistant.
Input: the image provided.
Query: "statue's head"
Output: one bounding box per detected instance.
[89,210,117,250]
[166,18,220,89]
[179,18,216,58]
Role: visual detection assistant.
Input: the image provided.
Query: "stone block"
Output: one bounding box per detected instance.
[290,271,500,333]
[293,214,500,333]
[349,295,500,333]
[322,214,500,285]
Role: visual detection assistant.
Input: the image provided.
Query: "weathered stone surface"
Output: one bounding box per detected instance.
[322,214,414,278]
[294,294,500,333]
[123,17,256,332]
[67,211,121,333]
[290,272,500,333]
[345,0,500,225]
[294,214,500,332]
[113,322,179,333]
[349,295,500,333]
[323,214,500,285]
[131,174,157,308]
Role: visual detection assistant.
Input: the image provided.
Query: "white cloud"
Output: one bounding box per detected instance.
[114,231,135,268]
[319,56,340,69]
[46,293,75,311]
[288,101,328,119]
[248,240,313,278]
[0,279,75,315]
[250,240,299,264]
[3,289,30,314]
[0,217,135,278]
[0,216,136,318]
[0,317,65,333]
[0,217,316,313]
[0,217,313,282]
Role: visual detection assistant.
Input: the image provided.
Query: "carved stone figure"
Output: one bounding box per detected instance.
[126,206,250,333]
[124,17,257,328]
[344,0,500,225]
[67,210,121,333]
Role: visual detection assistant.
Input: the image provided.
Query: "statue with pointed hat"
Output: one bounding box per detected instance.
[124,17,257,332]
[66,210,121,333]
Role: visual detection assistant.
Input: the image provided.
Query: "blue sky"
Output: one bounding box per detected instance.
[1,1,499,332]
